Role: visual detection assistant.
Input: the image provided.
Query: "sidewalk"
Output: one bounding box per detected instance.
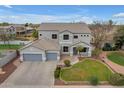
[99,52,124,74]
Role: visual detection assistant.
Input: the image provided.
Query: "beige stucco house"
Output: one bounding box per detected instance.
[20,23,92,62]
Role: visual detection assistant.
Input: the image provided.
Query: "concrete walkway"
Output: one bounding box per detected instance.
[58,55,79,65]
[99,52,124,74]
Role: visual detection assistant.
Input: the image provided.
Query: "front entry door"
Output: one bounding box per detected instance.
[73,47,78,55]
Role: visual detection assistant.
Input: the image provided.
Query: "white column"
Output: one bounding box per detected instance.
[42,52,46,62]
[70,47,73,56]
[88,46,92,57]
[20,53,23,62]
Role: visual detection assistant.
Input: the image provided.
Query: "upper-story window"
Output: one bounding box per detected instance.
[52,34,57,39]
[74,35,78,39]
[63,34,69,40]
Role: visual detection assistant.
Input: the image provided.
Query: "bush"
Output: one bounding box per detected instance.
[54,66,61,79]
[64,60,71,67]
[89,76,99,85]
[92,48,102,58]
[102,43,113,51]
[109,73,124,86]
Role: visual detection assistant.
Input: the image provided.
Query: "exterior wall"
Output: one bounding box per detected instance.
[59,31,73,45]
[38,30,91,57]
[39,30,59,42]
[73,33,91,44]
[60,44,70,55]
[0,51,17,68]
[20,46,46,61]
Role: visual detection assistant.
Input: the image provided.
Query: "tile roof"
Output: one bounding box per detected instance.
[23,37,60,51]
[38,23,91,33]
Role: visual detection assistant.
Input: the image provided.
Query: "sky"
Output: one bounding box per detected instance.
[0,5,124,24]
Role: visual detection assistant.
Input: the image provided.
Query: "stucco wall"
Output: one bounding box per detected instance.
[73,33,91,44]
[39,30,59,42]
[59,31,73,45]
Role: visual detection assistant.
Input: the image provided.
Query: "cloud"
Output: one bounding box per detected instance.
[3,5,12,8]
[113,13,124,18]
[0,13,98,24]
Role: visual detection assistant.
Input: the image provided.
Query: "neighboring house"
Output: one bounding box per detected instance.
[0,26,16,39]
[20,23,92,62]
[13,24,33,36]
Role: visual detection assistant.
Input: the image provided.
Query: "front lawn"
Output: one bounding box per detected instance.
[107,51,124,66]
[60,59,112,81]
[0,44,22,50]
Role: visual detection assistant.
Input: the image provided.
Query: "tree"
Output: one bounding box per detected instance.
[30,24,40,39]
[114,26,124,49]
[76,45,84,57]
[89,20,115,49]
[32,29,38,39]
[0,22,9,26]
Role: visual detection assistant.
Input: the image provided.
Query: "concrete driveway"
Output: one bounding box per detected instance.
[0,62,57,88]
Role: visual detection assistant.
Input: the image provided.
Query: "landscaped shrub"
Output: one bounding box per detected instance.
[92,48,102,58]
[89,76,99,85]
[109,73,124,86]
[64,60,71,67]
[102,43,113,51]
[54,66,61,79]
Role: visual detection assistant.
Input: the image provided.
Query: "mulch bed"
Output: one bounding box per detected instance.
[55,79,65,85]
[0,58,18,84]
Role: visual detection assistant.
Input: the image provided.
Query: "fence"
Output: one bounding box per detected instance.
[0,40,31,45]
[0,51,17,68]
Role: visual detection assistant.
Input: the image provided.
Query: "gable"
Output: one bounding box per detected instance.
[72,41,90,47]
[21,46,44,53]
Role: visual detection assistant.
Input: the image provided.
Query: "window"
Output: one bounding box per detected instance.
[84,35,86,37]
[63,46,69,52]
[40,34,42,36]
[81,35,83,37]
[87,35,89,37]
[80,47,87,52]
[63,34,69,40]
[52,34,57,39]
[74,35,78,39]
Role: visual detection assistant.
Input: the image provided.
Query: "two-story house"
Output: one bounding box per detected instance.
[20,23,91,62]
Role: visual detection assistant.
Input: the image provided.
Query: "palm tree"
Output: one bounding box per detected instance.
[76,45,84,57]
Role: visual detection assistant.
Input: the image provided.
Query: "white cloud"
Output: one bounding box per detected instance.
[113,13,124,18]
[0,13,98,24]
[3,5,12,8]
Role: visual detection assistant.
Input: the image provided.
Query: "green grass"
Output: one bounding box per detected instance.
[107,52,124,66]
[60,59,112,81]
[0,44,22,50]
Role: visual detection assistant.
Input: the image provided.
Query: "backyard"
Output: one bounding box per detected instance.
[60,59,112,81]
[107,51,124,66]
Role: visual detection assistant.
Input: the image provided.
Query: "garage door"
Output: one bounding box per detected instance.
[46,53,57,61]
[23,54,42,62]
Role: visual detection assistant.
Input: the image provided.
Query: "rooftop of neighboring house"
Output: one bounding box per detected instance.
[38,22,91,33]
